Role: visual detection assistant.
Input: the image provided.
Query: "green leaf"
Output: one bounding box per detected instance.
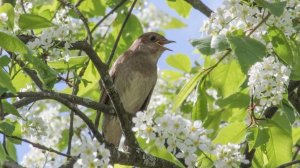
[23,54,57,89]
[173,71,203,110]
[192,82,207,120]
[210,59,246,97]
[254,0,287,17]
[5,140,17,161]
[0,145,7,165]
[0,56,10,67]
[0,3,15,30]
[110,14,143,61]
[166,0,191,18]
[2,101,21,117]
[247,127,269,150]
[252,147,267,168]
[161,70,183,81]
[57,129,69,150]
[0,121,15,135]
[7,121,22,144]
[18,14,53,30]
[289,39,300,80]
[211,35,229,52]
[282,100,295,124]
[78,0,105,17]
[266,120,292,167]
[0,68,16,93]
[227,34,266,73]
[48,56,89,71]
[213,122,247,144]
[190,37,215,56]
[166,54,191,72]
[77,62,100,100]
[272,111,291,135]
[137,137,184,168]
[162,17,186,29]
[0,31,28,54]
[292,127,300,145]
[267,26,292,65]
[216,90,250,108]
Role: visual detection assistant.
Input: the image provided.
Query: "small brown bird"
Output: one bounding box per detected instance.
[101,32,174,147]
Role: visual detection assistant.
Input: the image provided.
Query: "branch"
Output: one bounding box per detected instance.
[67,61,90,155]
[3,161,25,168]
[288,80,300,114]
[91,0,128,33]
[107,0,137,65]
[12,56,44,91]
[1,92,112,114]
[184,0,213,17]
[277,160,300,168]
[59,157,78,168]
[0,131,73,158]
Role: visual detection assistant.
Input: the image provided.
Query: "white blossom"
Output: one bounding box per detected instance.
[74,139,112,168]
[248,56,290,111]
[214,143,249,168]
[133,112,212,167]
[0,13,8,22]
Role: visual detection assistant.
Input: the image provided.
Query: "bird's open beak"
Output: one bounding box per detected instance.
[156,39,175,51]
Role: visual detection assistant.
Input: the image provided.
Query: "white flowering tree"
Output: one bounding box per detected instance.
[0,0,299,167]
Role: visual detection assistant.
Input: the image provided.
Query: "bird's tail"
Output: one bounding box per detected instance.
[102,113,122,147]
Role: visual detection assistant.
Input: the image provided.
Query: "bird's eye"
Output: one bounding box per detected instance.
[150,35,156,41]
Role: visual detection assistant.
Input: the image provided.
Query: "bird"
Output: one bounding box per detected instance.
[100,32,174,147]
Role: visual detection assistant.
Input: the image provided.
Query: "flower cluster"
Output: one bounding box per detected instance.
[133,112,211,167]
[18,102,69,167]
[0,13,8,22]
[74,139,112,168]
[213,143,249,168]
[136,1,171,32]
[18,100,112,167]
[202,0,300,38]
[133,112,248,167]
[26,8,76,62]
[248,56,291,109]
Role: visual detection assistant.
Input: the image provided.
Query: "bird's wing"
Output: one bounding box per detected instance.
[99,67,116,105]
[139,87,154,111]
[99,52,128,105]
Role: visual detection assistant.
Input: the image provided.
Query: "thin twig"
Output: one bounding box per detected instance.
[91,0,128,33]
[67,61,90,155]
[277,160,300,168]
[75,0,84,7]
[293,145,300,160]
[247,12,271,37]
[0,131,73,158]
[107,0,138,65]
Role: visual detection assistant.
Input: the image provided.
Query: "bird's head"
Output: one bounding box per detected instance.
[130,32,175,55]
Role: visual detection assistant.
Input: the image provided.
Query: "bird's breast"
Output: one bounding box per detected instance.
[114,68,157,113]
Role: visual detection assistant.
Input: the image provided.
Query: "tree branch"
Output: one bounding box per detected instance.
[277,160,300,168]
[184,0,213,17]
[1,92,112,114]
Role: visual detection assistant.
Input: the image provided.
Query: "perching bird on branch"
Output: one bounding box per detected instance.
[101,32,174,147]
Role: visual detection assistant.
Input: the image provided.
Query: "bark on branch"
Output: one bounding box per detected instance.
[184,0,214,17]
